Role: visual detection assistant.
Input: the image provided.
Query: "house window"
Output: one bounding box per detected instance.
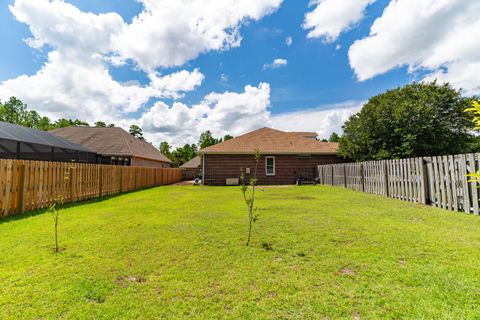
[265,156,275,176]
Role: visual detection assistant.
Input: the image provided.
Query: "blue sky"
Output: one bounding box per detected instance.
[0,0,478,146]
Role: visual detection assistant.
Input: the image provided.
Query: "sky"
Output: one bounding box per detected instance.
[0,0,479,147]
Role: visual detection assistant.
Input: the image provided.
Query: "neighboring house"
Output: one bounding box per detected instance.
[0,121,97,163]
[51,126,171,167]
[180,155,201,180]
[198,127,347,185]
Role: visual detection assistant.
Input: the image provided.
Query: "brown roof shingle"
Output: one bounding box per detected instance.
[180,156,201,168]
[199,127,338,155]
[50,126,171,163]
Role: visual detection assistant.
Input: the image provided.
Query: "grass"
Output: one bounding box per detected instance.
[2,185,480,319]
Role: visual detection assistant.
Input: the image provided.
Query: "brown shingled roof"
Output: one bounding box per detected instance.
[180,156,201,168]
[199,127,338,155]
[50,126,171,163]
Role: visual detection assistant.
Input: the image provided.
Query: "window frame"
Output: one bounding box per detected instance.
[265,156,275,176]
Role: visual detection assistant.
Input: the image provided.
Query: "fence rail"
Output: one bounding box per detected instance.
[318,153,480,215]
[0,159,183,217]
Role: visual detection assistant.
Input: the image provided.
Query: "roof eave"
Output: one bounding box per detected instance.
[199,151,338,156]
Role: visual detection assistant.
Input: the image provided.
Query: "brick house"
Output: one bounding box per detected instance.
[51,126,171,168]
[199,127,347,185]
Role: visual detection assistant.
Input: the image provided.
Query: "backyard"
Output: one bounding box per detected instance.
[2,185,480,319]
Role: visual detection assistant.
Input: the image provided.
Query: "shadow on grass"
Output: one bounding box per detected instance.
[0,186,162,225]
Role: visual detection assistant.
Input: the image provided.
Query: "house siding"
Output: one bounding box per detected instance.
[203,154,348,185]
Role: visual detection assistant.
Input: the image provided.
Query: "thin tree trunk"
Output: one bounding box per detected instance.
[54,218,58,253]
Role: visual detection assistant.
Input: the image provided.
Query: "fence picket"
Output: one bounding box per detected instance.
[316,152,480,215]
[0,160,183,218]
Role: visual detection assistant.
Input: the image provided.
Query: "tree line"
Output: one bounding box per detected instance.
[0,97,146,140]
[159,131,233,167]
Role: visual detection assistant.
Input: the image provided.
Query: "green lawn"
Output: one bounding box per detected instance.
[2,185,480,319]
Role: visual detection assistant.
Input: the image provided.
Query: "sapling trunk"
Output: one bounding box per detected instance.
[241,150,260,246]
[54,213,59,253]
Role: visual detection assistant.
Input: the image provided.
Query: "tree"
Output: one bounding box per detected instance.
[465,100,480,184]
[52,118,89,129]
[0,97,52,129]
[198,130,221,149]
[223,134,234,141]
[170,144,198,167]
[339,82,475,161]
[159,141,171,157]
[129,124,144,140]
[95,121,107,127]
[328,132,340,143]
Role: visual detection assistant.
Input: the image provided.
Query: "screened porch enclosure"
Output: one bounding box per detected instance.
[0,122,97,163]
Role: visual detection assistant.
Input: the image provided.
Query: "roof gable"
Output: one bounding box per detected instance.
[50,126,171,163]
[180,155,201,168]
[199,127,338,155]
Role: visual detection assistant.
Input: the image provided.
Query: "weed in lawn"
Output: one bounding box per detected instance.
[297,251,306,257]
[261,242,274,251]
[75,279,113,304]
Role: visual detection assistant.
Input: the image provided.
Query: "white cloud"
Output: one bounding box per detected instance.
[148,68,205,100]
[139,83,272,146]
[285,36,293,46]
[348,0,480,94]
[263,58,288,70]
[303,0,375,42]
[271,101,362,139]
[112,0,283,71]
[137,84,363,148]
[1,0,283,124]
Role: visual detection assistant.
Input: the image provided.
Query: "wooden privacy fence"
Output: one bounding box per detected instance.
[318,153,480,215]
[0,159,183,217]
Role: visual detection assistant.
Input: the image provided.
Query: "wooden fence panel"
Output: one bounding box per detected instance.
[317,153,480,215]
[0,160,183,217]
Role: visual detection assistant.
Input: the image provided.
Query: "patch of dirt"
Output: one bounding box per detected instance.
[257,185,292,189]
[115,275,147,285]
[295,196,317,200]
[339,267,356,276]
[171,180,195,186]
[353,312,361,320]
[268,291,277,298]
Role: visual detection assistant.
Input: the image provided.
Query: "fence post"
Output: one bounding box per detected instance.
[119,167,123,193]
[18,164,27,214]
[383,161,389,197]
[331,166,334,186]
[98,166,103,197]
[69,167,76,202]
[361,163,365,192]
[343,164,347,188]
[134,167,137,190]
[419,157,428,204]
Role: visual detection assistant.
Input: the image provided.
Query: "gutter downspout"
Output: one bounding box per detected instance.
[202,154,205,185]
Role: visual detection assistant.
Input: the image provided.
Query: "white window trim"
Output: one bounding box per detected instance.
[265,156,275,176]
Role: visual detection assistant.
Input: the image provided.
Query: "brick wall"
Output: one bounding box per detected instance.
[203,154,348,185]
[131,157,171,168]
